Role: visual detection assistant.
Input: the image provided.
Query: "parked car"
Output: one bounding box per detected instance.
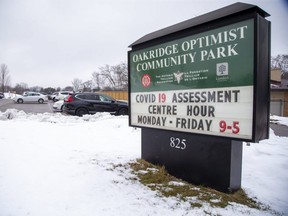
[50,92,58,101]
[52,95,70,112]
[51,91,72,102]
[0,92,4,99]
[52,100,64,112]
[63,92,128,116]
[13,92,48,104]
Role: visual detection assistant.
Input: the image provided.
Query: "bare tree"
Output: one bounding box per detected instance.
[0,64,11,92]
[99,64,116,88]
[82,80,92,92]
[71,78,82,92]
[13,82,29,94]
[92,62,128,90]
[271,54,288,73]
[43,87,56,94]
[30,86,42,92]
[92,71,105,90]
[63,86,74,91]
[112,62,128,90]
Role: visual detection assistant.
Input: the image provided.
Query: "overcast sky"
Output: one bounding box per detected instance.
[0,0,287,88]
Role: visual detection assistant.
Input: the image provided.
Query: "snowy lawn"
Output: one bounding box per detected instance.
[0,110,287,216]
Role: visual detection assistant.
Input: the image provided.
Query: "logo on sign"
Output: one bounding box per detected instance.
[173,71,184,84]
[216,63,229,76]
[142,74,151,88]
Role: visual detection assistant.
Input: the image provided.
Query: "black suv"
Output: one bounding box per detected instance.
[63,92,128,116]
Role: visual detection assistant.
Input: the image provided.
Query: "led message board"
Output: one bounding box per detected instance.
[129,19,255,140]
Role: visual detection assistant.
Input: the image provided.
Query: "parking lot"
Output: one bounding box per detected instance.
[0,99,55,114]
[1,97,288,137]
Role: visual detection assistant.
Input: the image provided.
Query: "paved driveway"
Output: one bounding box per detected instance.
[270,123,288,137]
[0,99,54,114]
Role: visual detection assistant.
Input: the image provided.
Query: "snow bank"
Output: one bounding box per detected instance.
[0,108,122,123]
[0,109,287,216]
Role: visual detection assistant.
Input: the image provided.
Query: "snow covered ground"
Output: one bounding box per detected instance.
[0,109,287,216]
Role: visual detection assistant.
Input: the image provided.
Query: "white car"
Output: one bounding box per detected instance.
[52,100,64,112]
[51,91,72,102]
[13,92,48,104]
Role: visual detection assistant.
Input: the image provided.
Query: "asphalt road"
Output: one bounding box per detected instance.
[0,99,54,114]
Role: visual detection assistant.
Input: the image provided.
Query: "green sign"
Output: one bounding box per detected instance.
[129,19,255,140]
[130,19,254,92]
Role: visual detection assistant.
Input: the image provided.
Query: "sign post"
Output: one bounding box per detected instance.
[128,3,270,192]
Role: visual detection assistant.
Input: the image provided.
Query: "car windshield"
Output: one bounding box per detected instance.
[99,94,114,102]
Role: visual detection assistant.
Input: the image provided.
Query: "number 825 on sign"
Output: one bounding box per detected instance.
[169,137,186,150]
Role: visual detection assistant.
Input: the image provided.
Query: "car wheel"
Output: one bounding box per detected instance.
[117,108,128,115]
[53,97,57,102]
[17,98,24,103]
[38,98,44,104]
[76,108,88,117]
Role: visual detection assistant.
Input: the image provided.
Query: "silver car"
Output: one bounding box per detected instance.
[52,100,64,112]
[13,92,48,104]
